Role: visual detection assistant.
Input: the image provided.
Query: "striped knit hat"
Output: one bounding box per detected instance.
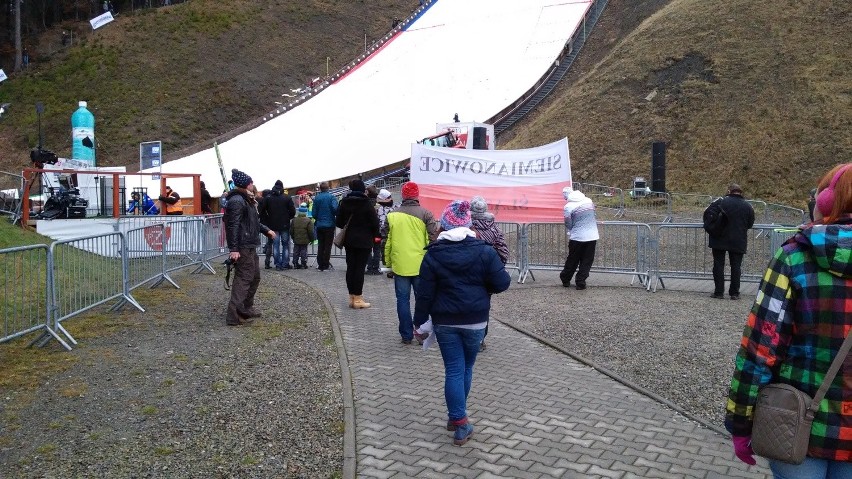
[441,200,472,230]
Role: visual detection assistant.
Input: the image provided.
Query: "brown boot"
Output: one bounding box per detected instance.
[352,295,371,309]
[348,294,355,308]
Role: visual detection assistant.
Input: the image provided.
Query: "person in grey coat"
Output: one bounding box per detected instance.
[708,184,755,300]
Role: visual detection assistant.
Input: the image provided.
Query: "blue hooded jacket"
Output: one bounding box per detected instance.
[312,190,338,229]
[414,232,510,327]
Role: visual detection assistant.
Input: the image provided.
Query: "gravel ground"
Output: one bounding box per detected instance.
[1,264,753,477]
[0,270,343,478]
[489,279,754,429]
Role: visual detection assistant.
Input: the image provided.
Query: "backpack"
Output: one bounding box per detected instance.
[703,199,727,236]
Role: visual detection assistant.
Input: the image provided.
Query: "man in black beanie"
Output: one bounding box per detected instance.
[224,169,276,325]
[258,179,296,270]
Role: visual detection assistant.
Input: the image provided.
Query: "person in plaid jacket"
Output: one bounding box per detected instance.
[725,163,852,477]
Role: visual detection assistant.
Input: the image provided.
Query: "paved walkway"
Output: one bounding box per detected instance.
[287,260,771,479]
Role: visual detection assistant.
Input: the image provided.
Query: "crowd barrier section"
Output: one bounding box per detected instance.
[125,223,176,290]
[198,215,227,272]
[495,222,523,279]
[621,192,672,223]
[521,222,652,287]
[161,219,206,282]
[669,193,714,223]
[575,183,625,221]
[47,232,143,350]
[651,224,796,292]
[0,245,56,346]
[746,200,768,224]
[765,203,806,226]
[0,216,809,351]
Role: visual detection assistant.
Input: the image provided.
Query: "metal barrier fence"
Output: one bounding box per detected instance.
[766,203,806,226]
[48,232,143,349]
[522,222,652,287]
[0,217,807,350]
[0,216,226,350]
[651,224,796,292]
[125,223,175,290]
[163,219,205,278]
[746,200,768,225]
[0,245,53,345]
[0,171,24,225]
[669,193,714,223]
[199,214,228,271]
[574,183,624,221]
[496,222,522,278]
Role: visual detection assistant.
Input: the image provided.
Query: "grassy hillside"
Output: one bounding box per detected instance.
[502,0,851,207]
[0,0,416,187]
[0,0,848,208]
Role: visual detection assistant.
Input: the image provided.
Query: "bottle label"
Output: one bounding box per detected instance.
[72,127,93,139]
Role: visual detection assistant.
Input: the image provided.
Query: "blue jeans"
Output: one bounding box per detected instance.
[434,325,486,422]
[394,275,419,340]
[770,457,852,479]
[273,230,290,267]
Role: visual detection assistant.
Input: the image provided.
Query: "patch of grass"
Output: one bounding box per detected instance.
[211,381,227,392]
[88,432,102,440]
[245,322,285,342]
[0,222,50,249]
[332,420,345,435]
[48,421,61,429]
[58,381,88,398]
[154,446,176,456]
[141,405,158,415]
[161,378,175,387]
[35,443,56,455]
[0,341,78,391]
[240,454,259,466]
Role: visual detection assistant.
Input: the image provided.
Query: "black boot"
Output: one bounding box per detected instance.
[264,258,271,269]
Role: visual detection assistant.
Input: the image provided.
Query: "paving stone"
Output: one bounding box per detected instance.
[291,262,770,478]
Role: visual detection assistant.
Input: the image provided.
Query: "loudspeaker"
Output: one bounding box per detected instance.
[652,142,666,193]
[472,127,487,150]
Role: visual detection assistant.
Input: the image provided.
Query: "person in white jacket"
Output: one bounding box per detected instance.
[559,187,600,290]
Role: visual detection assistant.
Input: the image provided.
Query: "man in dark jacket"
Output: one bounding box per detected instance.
[199,181,213,214]
[708,184,755,300]
[224,169,275,326]
[259,180,296,270]
[312,182,339,271]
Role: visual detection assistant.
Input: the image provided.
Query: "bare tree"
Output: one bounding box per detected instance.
[13,0,22,72]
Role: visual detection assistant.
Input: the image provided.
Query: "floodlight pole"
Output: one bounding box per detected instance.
[35,102,44,149]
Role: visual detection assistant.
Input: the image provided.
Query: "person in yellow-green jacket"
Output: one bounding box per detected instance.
[383,182,439,344]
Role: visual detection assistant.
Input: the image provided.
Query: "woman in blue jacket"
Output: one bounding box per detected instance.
[414,200,511,446]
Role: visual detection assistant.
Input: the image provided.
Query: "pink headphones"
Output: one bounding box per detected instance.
[816,164,852,217]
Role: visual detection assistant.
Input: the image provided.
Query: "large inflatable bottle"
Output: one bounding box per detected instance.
[71,101,96,166]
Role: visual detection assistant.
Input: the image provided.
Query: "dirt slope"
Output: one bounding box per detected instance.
[502,0,851,206]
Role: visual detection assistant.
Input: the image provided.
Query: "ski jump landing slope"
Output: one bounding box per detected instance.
[145,0,592,191]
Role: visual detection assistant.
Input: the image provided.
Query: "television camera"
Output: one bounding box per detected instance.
[30,147,59,168]
[34,173,88,220]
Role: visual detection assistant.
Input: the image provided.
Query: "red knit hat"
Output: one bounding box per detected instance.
[402,182,419,200]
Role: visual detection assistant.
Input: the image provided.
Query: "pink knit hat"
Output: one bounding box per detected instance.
[440,200,472,230]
